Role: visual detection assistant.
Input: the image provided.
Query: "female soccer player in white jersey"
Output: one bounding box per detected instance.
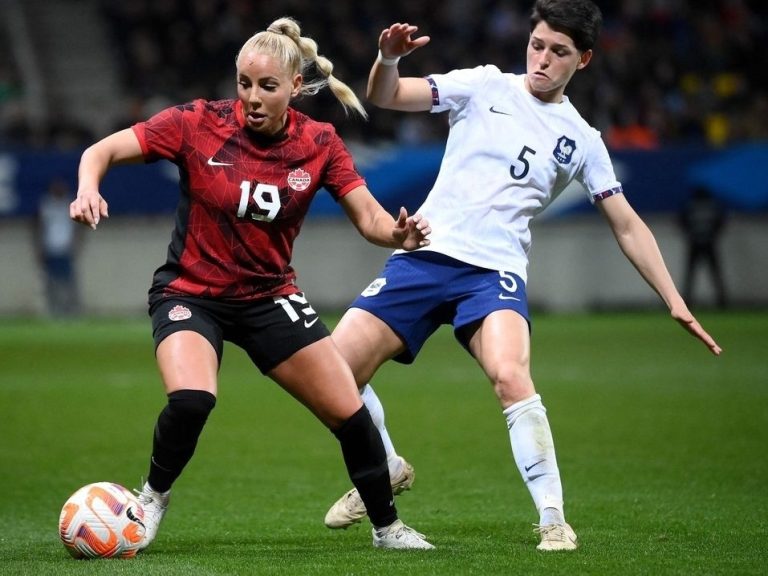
[323,0,722,551]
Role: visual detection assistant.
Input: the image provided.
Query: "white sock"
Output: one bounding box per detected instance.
[503,394,566,524]
[361,384,403,480]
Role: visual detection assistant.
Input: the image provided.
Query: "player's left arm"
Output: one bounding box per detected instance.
[597,193,722,355]
[339,185,431,251]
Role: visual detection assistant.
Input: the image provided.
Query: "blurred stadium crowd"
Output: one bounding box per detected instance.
[1,0,766,150]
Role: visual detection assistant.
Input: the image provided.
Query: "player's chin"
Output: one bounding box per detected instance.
[528,75,552,91]
[245,119,267,132]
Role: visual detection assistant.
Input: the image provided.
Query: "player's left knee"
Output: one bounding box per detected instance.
[492,365,534,406]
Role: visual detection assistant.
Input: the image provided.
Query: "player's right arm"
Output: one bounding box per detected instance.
[367,23,433,111]
[70,128,144,230]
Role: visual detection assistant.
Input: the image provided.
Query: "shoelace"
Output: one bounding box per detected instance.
[343,490,363,510]
[532,524,568,541]
[132,477,151,504]
[133,486,168,511]
[133,488,153,504]
[393,524,428,541]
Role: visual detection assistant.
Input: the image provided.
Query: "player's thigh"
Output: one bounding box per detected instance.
[268,336,363,429]
[332,307,405,386]
[150,297,222,396]
[156,330,219,396]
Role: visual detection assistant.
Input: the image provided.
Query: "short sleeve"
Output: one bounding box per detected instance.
[578,135,623,203]
[322,130,366,200]
[427,65,499,113]
[131,101,201,163]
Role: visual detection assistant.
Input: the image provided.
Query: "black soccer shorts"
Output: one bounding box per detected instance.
[149,292,330,373]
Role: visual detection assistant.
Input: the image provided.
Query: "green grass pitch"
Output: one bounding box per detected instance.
[0,311,766,575]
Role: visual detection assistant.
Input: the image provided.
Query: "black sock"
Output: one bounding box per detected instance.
[147,389,216,493]
[333,405,397,528]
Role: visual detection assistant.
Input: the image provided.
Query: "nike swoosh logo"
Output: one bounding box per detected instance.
[525,459,545,473]
[489,105,514,116]
[207,157,233,166]
[304,317,319,328]
[126,506,145,529]
[499,294,521,301]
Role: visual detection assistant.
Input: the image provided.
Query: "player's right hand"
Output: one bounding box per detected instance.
[378,23,431,59]
[70,190,109,230]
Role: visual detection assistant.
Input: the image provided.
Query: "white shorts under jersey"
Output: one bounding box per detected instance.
[396,65,622,282]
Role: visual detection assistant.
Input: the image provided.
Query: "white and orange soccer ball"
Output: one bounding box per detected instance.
[58,482,146,559]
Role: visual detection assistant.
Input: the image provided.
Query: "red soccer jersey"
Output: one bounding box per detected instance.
[132,99,365,301]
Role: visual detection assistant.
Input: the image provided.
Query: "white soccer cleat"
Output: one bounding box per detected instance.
[534,522,578,551]
[324,488,364,529]
[372,519,435,549]
[324,457,415,529]
[134,482,170,551]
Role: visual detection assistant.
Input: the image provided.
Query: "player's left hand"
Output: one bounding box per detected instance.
[673,311,722,355]
[394,206,431,251]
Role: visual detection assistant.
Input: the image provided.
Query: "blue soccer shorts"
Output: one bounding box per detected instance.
[348,251,530,364]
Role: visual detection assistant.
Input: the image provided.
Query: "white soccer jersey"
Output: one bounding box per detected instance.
[399,65,622,282]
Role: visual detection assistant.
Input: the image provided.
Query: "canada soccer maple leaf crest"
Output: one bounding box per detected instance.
[287,168,311,191]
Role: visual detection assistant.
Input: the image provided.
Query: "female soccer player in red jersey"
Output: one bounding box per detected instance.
[70,17,434,551]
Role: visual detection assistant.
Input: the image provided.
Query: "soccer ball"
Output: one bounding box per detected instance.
[58,482,146,559]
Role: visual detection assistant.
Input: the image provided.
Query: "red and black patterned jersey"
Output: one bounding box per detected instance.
[132,99,365,301]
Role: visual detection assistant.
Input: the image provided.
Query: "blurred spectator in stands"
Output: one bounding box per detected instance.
[45,114,94,151]
[1,100,33,146]
[679,187,728,309]
[0,61,22,108]
[93,0,768,147]
[0,56,29,146]
[36,177,81,317]
[606,107,659,150]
